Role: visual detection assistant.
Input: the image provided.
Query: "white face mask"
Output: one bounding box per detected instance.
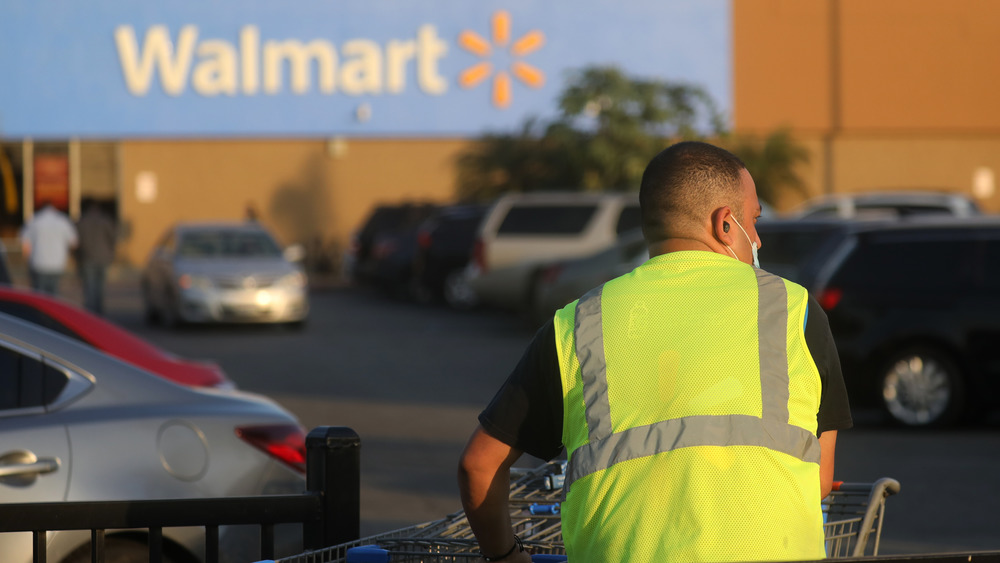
[726,215,759,268]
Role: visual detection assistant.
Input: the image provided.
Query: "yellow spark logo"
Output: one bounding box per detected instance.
[458,11,545,109]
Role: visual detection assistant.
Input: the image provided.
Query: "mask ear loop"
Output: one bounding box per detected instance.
[725,245,739,261]
[725,216,748,263]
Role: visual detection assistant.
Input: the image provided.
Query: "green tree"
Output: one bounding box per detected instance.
[555,67,725,191]
[724,129,810,206]
[457,65,808,205]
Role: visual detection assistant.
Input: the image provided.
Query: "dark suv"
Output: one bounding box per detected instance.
[412,204,487,308]
[757,218,1000,427]
[346,202,440,294]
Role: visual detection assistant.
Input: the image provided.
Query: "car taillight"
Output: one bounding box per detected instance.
[473,238,486,273]
[540,263,564,284]
[236,424,307,474]
[417,229,432,250]
[373,240,397,259]
[818,287,843,311]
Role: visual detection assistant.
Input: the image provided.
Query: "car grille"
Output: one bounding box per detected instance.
[214,274,281,289]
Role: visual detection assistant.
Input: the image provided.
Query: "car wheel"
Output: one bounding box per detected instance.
[62,536,183,563]
[879,347,965,427]
[443,269,478,310]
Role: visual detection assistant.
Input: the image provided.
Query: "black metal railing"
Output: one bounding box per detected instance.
[0,426,361,563]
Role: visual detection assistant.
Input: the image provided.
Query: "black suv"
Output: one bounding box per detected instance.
[346,202,440,294]
[412,204,487,308]
[757,217,1000,427]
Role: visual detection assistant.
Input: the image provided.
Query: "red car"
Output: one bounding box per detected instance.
[0,286,232,388]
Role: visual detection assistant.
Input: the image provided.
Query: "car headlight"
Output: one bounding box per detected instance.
[277,271,307,288]
[178,274,214,290]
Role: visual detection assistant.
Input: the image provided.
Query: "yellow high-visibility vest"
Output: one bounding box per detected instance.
[554,251,825,562]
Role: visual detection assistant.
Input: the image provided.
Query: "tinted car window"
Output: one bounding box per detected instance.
[616,205,641,235]
[981,241,1000,289]
[756,222,848,285]
[497,205,597,235]
[178,230,282,258]
[0,346,67,410]
[830,233,973,290]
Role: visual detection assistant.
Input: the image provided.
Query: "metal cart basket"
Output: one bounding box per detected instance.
[275,462,899,563]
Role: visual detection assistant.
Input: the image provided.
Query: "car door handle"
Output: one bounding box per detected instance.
[0,458,60,478]
[0,450,61,485]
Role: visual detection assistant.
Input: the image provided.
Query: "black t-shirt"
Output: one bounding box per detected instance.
[479,295,854,461]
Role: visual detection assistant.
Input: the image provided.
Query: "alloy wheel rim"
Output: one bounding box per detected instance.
[444,271,476,307]
[882,355,952,425]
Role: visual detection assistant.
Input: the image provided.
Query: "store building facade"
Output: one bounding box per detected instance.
[3,0,999,268]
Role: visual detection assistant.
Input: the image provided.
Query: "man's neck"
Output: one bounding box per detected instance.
[648,237,723,258]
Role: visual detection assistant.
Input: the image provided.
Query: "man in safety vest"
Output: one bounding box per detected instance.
[458,141,853,562]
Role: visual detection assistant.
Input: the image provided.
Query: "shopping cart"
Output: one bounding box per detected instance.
[823,478,902,558]
[273,462,899,562]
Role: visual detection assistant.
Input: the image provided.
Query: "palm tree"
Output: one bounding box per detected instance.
[725,129,810,207]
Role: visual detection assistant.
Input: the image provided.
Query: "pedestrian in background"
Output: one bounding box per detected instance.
[458,141,852,563]
[20,200,78,297]
[76,200,117,315]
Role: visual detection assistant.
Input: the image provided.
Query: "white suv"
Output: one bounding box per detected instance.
[466,192,640,312]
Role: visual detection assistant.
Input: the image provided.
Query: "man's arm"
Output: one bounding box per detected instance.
[457,425,531,563]
[819,430,837,499]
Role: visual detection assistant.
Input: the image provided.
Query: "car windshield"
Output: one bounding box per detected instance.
[177,230,282,258]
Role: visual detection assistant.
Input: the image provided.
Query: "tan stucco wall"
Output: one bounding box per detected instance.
[734,0,1000,210]
[734,0,1000,133]
[733,0,833,134]
[765,134,1000,213]
[118,138,471,267]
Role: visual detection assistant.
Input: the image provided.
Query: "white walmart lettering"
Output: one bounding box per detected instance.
[114,25,449,97]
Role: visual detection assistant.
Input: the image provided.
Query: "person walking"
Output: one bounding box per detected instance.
[20,201,78,297]
[457,141,853,563]
[76,201,117,314]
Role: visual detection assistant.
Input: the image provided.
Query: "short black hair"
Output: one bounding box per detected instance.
[639,141,746,244]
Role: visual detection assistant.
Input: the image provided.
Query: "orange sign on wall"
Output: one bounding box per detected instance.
[34,154,69,211]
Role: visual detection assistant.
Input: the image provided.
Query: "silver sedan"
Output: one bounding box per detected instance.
[142,222,309,327]
[0,311,309,562]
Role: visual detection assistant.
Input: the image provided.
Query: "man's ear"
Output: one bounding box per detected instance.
[712,207,735,245]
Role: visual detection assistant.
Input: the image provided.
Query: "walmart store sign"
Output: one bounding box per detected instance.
[0,1,728,137]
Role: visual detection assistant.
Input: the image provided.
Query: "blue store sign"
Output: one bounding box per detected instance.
[0,1,729,138]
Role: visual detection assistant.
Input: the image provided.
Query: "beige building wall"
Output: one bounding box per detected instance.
[733,0,1000,212]
[79,142,118,201]
[118,138,471,267]
[772,135,1000,212]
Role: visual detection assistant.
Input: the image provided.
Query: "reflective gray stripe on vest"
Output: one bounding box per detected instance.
[566,269,818,490]
[575,285,613,442]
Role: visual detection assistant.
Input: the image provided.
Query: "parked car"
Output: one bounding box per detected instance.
[530,229,648,324]
[0,286,232,388]
[344,202,439,292]
[788,190,980,220]
[411,204,487,308]
[467,192,640,312]
[142,222,308,327]
[757,217,1000,427]
[0,310,307,563]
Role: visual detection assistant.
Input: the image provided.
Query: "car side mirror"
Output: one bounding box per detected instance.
[283,244,305,263]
